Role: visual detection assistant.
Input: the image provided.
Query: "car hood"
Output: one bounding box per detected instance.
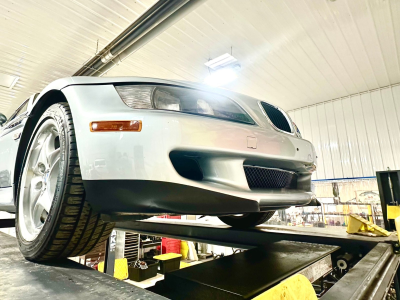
[36,76,303,141]
[38,76,266,111]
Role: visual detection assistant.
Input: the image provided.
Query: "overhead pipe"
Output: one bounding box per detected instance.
[74,0,207,77]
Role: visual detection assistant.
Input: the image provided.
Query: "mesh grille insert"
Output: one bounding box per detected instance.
[260,102,291,133]
[244,166,297,189]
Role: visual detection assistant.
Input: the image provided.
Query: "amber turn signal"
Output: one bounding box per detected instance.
[90,120,142,132]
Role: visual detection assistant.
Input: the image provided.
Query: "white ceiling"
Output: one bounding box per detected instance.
[0,0,157,116]
[1,0,400,116]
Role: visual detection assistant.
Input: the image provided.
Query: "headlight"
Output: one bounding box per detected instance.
[115,85,254,125]
[292,122,302,138]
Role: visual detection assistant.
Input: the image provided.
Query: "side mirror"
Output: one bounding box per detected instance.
[0,113,7,126]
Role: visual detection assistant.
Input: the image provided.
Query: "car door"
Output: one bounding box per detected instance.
[0,95,38,211]
[0,99,30,190]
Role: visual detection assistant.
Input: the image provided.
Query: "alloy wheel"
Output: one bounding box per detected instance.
[18,119,61,241]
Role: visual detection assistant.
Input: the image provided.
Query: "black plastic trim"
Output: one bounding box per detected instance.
[83,180,259,215]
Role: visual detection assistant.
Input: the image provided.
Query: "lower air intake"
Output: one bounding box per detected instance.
[244,166,297,190]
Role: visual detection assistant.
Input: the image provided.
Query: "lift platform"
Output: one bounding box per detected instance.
[148,240,339,299]
[114,219,400,299]
[1,217,399,299]
[0,231,166,300]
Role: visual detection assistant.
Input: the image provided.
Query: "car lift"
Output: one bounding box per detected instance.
[112,218,399,299]
[0,170,400,299]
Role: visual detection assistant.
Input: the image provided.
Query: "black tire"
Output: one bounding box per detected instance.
[16,103,114,261]
[218,211,275,228]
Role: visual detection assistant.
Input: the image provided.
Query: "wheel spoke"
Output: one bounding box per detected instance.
[34,190,52,214]
[28,176,42,211]
[41,132,55,168]
[30,144,44,175]
[28,176,44,228]
[33,131,57,172]
[31,201,44,227]
[47,148,60,169]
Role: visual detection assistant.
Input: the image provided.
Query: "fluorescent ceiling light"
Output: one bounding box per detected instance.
[204,67,238,87]
[204,53,237,70]
[0,72,19,89]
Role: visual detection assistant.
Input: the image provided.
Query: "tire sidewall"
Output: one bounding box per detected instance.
[16,103,70,260]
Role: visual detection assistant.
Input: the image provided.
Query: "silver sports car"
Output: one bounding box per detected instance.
[0,77,317,261]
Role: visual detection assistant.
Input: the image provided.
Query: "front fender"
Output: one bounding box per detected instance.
[13,88,70,203]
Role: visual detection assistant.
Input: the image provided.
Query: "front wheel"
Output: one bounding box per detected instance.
[16,103,114,261]
[218,211,276,228]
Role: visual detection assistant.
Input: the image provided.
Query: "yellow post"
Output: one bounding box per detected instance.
[97,258,129,280]
[387,206,400,220]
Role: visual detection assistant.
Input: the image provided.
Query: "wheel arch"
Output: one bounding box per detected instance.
[13,89,69,203]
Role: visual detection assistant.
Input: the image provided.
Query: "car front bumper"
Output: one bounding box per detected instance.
[63,84,316,215]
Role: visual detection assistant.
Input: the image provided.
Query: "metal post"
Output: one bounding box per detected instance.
[376,171,400,230]
[104,230,116,276]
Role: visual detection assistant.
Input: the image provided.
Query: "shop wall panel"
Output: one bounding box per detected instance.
[324,101,343,179]
[370,90,395,170]
[300,108,317,180]
[392,86,400,128]
[309,105,325,180]
[380,88,400,169]
[359,93,383,174]
[333,99,353,179]
[289,85,400,179]
[350,95,373,176]
[316,104,334,179]
[341,97,363,177]
[392,85,400,168]
[300,108,313,143]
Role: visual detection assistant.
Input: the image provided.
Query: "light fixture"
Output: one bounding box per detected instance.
[204,67,239,87]
[204,64,241,87]
[204,53,237,70]
[204,52,240,87]
[0,72,19,89]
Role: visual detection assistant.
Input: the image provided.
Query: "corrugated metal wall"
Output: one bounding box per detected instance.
[288,84,400,180]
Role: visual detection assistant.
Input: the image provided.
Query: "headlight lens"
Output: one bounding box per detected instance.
[114,85,153,109]
[115,85,254,125]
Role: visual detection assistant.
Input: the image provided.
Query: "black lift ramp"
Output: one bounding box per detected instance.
[115,219,399,253]
[0,232,166,300]
[148,241,338,300]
